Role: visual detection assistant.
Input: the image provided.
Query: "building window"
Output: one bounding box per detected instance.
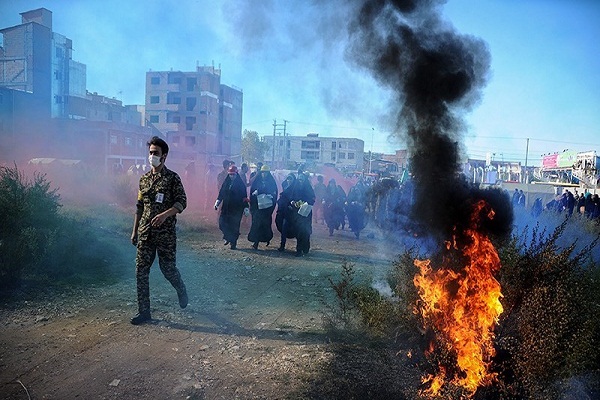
[56,47,64,58]
[110,134,117,144]
[348,153,355,160]
[149,115,159,123]
[138,139,144,148]
[301,141,320,149]
[301,151,319,160]
[331,153,336,161]
[54,95,62,103]
[172,136,180,144]
[150,96,159,104]
[186,97,196,111]
[168,115,180,123]
[186,116,196,131]
[331,141,336,150]
[186,78,196,91]
[168,74,182,84]
[167,95,181,105]
[185,136,196,146]
[125,137,132,146]
[151,76,160,84]
[339,152,346,159]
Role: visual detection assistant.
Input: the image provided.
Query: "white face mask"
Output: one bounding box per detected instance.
[149,155,162,168]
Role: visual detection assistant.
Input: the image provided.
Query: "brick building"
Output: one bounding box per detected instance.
[145,66,243,171]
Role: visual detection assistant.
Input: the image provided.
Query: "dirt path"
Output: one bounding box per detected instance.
[0,218,420,399]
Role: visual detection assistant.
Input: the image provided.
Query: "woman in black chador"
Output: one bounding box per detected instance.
[346,180,367,239]
[215,165,248,249]
[278,170,315,257]
[276,174,296,252]
[323,178,346,236]
[248,165,278,249]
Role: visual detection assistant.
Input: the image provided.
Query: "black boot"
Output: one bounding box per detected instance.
[230,241,237,250]
[130,311,151,325]
[278,243,285,252]
[252,242,259,249]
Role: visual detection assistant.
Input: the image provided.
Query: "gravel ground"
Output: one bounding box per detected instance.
[0,215,424,399]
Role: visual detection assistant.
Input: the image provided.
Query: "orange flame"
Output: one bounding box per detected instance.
[414,200,503,397]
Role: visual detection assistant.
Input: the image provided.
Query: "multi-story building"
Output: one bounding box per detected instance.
[262,133,364,172]
[0,8,86,119]
[145,66,243,169]
[0,8,154,171]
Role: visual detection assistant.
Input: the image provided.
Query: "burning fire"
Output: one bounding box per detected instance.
[413,200,503,397]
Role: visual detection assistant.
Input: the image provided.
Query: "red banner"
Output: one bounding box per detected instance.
[542,154,558,170]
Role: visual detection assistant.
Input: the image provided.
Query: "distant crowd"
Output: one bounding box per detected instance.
[531,188,600,220]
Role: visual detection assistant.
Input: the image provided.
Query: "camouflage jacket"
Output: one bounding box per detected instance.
[136,167,187,240]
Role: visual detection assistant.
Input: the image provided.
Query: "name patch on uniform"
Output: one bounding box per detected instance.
[155,193,164,203]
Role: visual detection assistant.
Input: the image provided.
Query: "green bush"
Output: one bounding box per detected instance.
[0,164,61,287]
[328,259,417,340]
[329,222,599,399]
[494,221,599,398]
[0,165,126,289]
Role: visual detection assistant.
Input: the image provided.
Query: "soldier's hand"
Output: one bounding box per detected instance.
[151,214,165,227]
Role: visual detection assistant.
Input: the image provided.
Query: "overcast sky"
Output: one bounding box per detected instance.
[1,0,599,165]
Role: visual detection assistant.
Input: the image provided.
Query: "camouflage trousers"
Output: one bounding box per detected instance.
[135,233,186,314]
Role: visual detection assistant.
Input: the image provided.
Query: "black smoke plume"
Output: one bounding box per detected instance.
[346,0,512,239]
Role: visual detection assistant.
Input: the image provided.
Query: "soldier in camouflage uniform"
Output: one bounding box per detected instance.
[130,136,188,325]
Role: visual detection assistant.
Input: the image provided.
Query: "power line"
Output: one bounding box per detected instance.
[472,135,599,148]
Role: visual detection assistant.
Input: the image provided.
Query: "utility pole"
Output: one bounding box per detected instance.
[272,119,276,166]
[272,119,287,169]
[282,120,288,169]
[524,138,529,183]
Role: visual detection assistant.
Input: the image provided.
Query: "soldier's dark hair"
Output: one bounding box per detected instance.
[222,159,231,169]
[147,136,169,155]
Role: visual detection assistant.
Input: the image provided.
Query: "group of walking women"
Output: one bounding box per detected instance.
[214,165,316,257]
[320,179,368,239]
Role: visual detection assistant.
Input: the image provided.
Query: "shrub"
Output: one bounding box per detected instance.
[328,257,419,340]
[328,222,599,399]
[494,221,599,399]
[0,165,125,289]
[0,164,61,287]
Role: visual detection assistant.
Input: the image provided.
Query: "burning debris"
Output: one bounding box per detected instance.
[345,0,514,396]
[413,200,503,396]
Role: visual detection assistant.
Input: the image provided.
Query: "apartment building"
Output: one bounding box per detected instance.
[263,133,364,172]
[145,66,243,167]
[0,8,153,171]
[0,8,86,119]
